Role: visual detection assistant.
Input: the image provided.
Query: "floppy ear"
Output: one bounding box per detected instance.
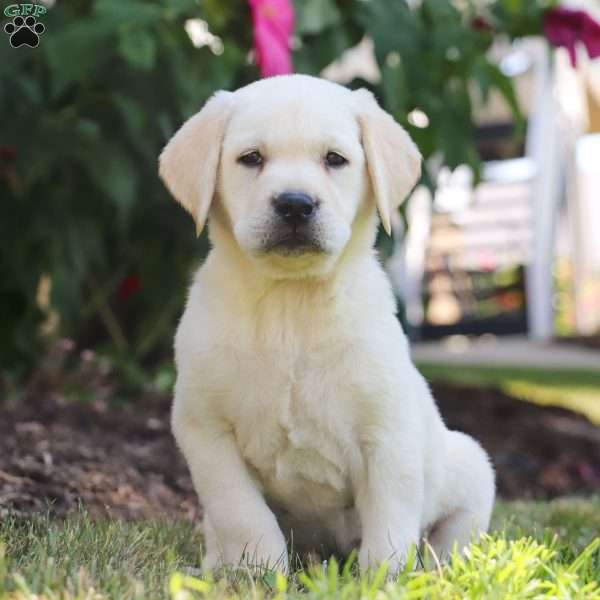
[354,89,422,235]
[159,91,234,235]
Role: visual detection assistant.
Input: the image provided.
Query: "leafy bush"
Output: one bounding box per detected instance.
[0,0,553,383]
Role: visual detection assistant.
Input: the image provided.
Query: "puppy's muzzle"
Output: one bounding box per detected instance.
[265,192,323,255]
[272,192,317,226]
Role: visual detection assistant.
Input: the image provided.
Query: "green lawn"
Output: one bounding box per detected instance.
[1,499,599,599]
[417,362,600,425]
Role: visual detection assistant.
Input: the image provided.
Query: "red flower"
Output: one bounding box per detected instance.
[471,16,493,33]
[118,274,141,300]
[544,7,600,67]
[248,0,294,77]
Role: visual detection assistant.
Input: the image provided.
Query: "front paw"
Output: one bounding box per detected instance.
[237,532,288,572]
[210,527,288,573]
[358,536,414,573]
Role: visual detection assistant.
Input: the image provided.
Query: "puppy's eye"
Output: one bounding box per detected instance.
[324,151,348,168]
[238,150,263,167]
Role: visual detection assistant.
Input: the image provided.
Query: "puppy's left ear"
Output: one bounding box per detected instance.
[159,91,234,235]
[354,89,422,235]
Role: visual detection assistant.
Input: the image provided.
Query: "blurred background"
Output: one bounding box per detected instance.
[1,0,599,519]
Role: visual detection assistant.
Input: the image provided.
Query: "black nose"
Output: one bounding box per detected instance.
[272,192,316,226]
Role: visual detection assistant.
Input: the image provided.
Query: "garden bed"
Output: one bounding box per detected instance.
[1,380,599,520]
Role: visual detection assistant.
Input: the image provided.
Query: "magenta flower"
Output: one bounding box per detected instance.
[248,0,294,77]
[544,6,600,67]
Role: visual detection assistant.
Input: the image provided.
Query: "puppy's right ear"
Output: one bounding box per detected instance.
[159,91,234,235]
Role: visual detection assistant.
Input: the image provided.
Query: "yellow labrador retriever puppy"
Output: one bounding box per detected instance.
[159,74,494,572]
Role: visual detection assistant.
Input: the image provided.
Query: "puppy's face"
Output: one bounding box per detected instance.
[221,86,365,269]
[160,75,421,277]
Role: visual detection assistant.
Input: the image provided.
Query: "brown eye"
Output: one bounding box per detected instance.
[325,151,348,168]
[238,150,263,167]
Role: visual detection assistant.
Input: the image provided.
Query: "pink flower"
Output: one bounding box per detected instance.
[544,7,600,67]
[248,0,294,77]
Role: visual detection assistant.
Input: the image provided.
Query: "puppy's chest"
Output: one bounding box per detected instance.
[229,354,362,512]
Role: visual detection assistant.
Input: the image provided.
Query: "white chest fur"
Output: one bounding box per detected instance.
[224,342,364,517]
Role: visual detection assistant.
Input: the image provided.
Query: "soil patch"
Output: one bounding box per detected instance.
[431,382,600,499]
[0,390,196,520]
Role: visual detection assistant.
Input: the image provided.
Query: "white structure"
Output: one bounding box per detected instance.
[525,41,565,341]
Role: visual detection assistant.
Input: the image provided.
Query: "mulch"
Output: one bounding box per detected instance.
[1,377,599,520]
[0,387,197,521]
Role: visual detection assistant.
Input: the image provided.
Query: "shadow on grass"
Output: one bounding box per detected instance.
[418,362,600,425]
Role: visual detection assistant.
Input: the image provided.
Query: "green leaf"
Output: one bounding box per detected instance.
[294,27,353,74]
[472,58,492,104]
[86,144,138,216]
[423,0,460,21]
[355,0,417,62]
[113,94,147,141]
[94,0,163,27]
[381,55,407,117]
[294,0,341,35]
[200,0,240,32]
[43,19,115,97]
[485,62,525,136]
[118,28,157,70]
[161,0,198,21]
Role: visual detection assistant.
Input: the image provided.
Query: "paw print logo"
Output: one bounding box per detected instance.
[4,15,45,48]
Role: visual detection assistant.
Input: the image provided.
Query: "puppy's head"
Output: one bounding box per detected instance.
[159,75,421,277]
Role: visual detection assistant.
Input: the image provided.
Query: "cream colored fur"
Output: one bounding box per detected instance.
[159,75,495,573]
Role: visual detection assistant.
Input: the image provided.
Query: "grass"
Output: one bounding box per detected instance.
[417,362,600,425]
[1,498,599,599]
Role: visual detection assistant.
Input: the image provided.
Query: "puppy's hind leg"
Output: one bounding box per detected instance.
[427,431,495,560]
